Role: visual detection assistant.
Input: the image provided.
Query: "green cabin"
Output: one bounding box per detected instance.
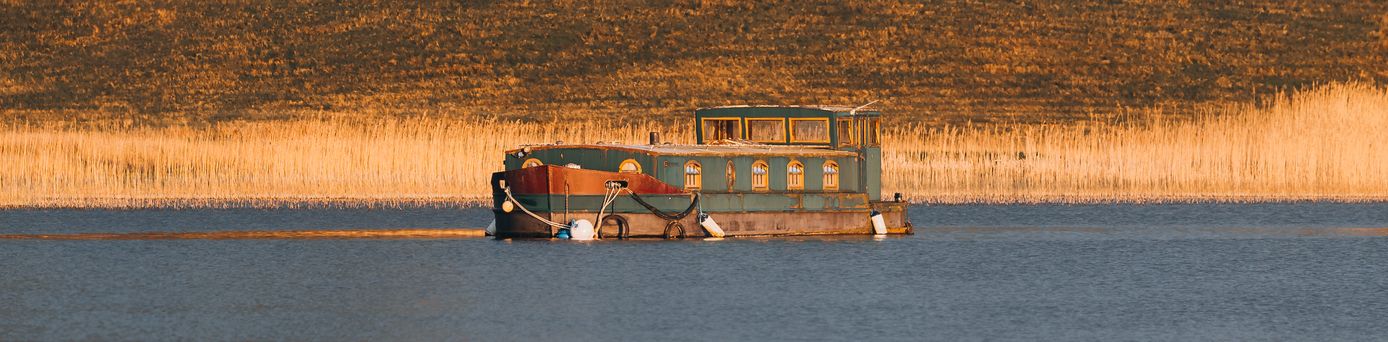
[693,105,885,201]
[502,105,886,205]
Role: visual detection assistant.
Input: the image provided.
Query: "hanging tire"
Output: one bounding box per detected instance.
[599,215,629,239]
[663,221,685,239]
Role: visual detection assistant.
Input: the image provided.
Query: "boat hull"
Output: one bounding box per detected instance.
[492,204,911,239]
[490,166,911,239]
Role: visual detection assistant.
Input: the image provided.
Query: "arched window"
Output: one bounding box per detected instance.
[522,158,543,168]
[726,161,736,189]
[787,160,804,190]
[618,159,641,174]
[822,161,840,191]
[751,160,769,191]
[684,161,702,190]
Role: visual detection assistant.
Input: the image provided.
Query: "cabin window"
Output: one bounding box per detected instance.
[751,160,769,191]
[867,118,880,146]
[684,161,702,190]
[702,118,742,142]
[836,118,855,146]
[790,118,830,143]
[747,118,786,143]
[619,159,642,174]
[522,158,543,168]
[726,161,736,189]
[823,161,840,191]
[787,161,804,190]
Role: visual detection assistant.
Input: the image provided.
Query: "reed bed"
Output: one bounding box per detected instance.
[0,118,685,208]
[2,83,1385,208]
[883,82,1388,202]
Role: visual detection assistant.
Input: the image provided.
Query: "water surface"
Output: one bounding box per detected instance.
[3,203,1387,340]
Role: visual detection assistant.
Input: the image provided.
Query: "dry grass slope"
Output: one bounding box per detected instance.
[2,1,1385,125]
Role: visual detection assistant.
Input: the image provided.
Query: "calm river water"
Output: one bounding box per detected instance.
[3,203,1388,340]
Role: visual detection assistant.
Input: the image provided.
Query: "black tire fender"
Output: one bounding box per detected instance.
[663,221,685,239]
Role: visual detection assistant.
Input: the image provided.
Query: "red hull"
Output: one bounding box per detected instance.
[496,165,684,196]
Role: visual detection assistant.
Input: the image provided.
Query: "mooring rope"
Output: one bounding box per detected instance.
[502,184,700,236]
[502,186,569,229]
[592,183,624,238]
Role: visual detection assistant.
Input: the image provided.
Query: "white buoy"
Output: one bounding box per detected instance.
[699,213,725,238]
[870,210,887,235]
[485,220,496,236]
[568,219,596,241]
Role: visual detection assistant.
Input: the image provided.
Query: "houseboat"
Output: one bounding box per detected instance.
[489,105,912,239]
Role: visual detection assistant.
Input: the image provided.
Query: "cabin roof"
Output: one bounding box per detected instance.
[510,143,858,157]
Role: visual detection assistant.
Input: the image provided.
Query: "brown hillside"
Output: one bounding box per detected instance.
[2,1,1385,125]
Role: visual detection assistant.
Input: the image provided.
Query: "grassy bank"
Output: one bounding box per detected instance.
[2,83,1384,208]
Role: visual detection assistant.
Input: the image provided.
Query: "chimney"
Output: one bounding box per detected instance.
[649,132,659,145]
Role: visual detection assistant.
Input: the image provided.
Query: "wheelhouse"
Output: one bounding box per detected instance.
[695,105,882,150]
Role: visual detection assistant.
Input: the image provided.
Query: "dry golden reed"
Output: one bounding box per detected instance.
[882,82,1388,202]
[1,83,1385,208]
[0,118,685,208]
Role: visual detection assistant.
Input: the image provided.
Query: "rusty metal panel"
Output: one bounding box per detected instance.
[702,211,874,236]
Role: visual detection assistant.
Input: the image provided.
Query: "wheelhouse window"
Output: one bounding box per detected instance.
[790,118,829,144]
[867,118,880,146]
[684,161,702,190]
[619,159,641,174]
[751,160,769,191]
[836,118,855,146]
[701,118,742,142]
[522,158,543,168]
[726,161,736,189]
[747,118,786,143]
[787,161,804,190]
[822,161,840,191]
